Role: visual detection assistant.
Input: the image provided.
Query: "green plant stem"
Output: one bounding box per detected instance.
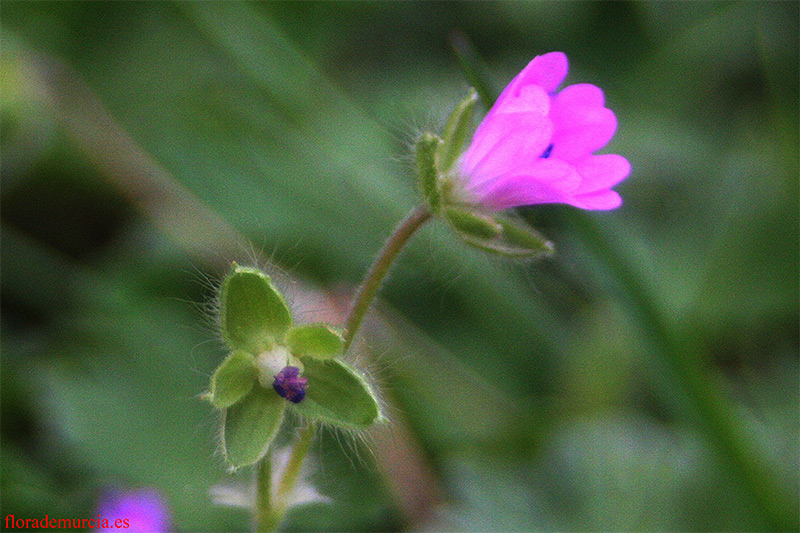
[343,204,433,350]
[256,205,432,531]
[275,423,316,500]
[255,423,317,531]
[255,455,275,532]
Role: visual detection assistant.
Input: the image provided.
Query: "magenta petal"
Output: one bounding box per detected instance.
[569,189,623,210]
[552,83,605,110]
[461,111,553,182]
[491,84,550,116]
[572,154,631,194]
[470,160,581,210]
[517,52,569,94]
[455,52,627,212]
[550,107,617,160]
[491,52,568,117]
[474,179,568,210]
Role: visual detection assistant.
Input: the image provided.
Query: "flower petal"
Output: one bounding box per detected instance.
[469,159,581,210]
[552,83,605,109]
[569,189,623,210]
[97,490,170,533]
[507,52,568,96]
[489,52,567,120]
[493,84,550,116]
[461,111,553,182]
[550,106,617,160]
[572,154,631,194]
[454,52,628,212]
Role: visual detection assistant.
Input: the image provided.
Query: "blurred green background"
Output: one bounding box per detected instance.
[2,2,797,531]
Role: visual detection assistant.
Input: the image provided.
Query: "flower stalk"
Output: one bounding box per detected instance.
[343,204,433,351]
[255,423,316,532]
[254,456,275,532]
[259,204,433,531]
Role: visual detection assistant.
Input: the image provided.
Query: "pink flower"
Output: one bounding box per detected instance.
[459,52,630,210]
[96,489,170,532]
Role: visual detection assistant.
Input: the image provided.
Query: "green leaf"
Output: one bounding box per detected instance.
[223,386,285,467]
[220,263,292,353]
[285,323,344,359]
[209,350,256,408]
[448,210,554,259]
[438,88,478,174]
[415,133,443,212]
[293,358,381,428]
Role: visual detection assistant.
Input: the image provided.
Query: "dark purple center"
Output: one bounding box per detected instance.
[273,366,307,403]
[540,143,554,159]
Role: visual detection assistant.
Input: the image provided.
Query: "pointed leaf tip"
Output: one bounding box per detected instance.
[497,217,554,256]
[446,208,553,259]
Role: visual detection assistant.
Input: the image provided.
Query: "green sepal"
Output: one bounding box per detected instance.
[443,206,502,239]
[220,264,292,353]
[448,210,554,259]
[293,358,381,428]
[415,133,443,212]
[223,385,285,468]
[437,88,478,174]
[495,217,554,255]
[209,350,257,409]
[285,323,344,359]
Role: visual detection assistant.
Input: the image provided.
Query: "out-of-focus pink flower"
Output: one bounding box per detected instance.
[459,52,630,211]
[96,489,170,532]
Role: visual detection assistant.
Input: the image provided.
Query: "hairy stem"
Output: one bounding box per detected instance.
[275,423,316,501]
[255,455,275,532]
[258,205,431,531]
[343,204,432,350]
